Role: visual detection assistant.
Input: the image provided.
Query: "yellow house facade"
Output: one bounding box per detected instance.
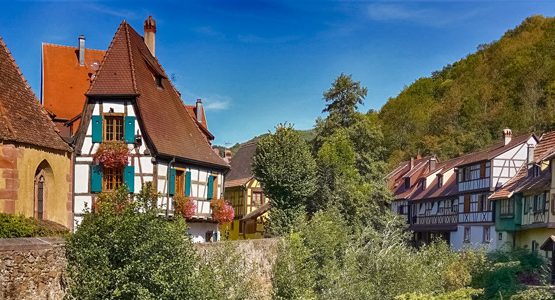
[0,38,73,229]
[223,142,270,240]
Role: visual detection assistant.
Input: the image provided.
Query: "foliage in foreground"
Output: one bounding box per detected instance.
[0,213,69,238]
[471,249,549,299]
[271,209,485,300]
[65,183,256,300]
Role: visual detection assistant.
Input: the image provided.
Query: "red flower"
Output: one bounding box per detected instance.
[174,195,196,219]
[210,199,234,224]
[93,141,129,169]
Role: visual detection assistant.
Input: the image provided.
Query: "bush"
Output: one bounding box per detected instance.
[65,184,206,299]
[510,286,555,300]
[395,288,483,300]
[270,209,484,300]
[471,249,549,299]
[0,213,69,238]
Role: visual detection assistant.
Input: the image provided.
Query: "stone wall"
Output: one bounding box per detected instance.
[0,238,66,300]
[0,237,278,300]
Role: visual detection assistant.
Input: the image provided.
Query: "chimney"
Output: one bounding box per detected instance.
[224,149,232,162]
[144,16,156,57]
[503,128,512,146]
[429,156,437,171]
[410,157,415,170]
[78,35,85,66]
[195,99,204,125]
[527,144,535,164]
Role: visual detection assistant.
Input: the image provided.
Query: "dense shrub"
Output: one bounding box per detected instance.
[0,213,69,238]
[471,249,549,299]
[65,183,254,300]
[510,286,555,300]
[271,209,485,300]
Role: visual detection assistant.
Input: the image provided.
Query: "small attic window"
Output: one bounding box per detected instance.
[531,165,540,177]
[404,177,410,189]
[155,75,163,88]
[437,174,444,188]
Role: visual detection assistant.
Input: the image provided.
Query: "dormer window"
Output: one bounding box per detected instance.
[155,75,163,88]
[419,178,426,190]
[404,177,410,189]
[530,165,540,177]
[437,174,443,188]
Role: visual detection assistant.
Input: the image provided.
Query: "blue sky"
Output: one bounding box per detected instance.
[2,1,555,146]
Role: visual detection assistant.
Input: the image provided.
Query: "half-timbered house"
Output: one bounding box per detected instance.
[224,142,269,240]
[451,129,537,250]
[409,157,465,245]
[70,18,229,242]
[491,131,555,255]
[388,156,434,223]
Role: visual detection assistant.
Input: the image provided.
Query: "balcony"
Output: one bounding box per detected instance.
[410,212,458,231]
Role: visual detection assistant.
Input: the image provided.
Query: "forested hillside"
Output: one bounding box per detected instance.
[380,15,555,163]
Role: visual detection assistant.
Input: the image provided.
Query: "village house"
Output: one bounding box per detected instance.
[224,142,269,240]
[390,129,538,251]
[490,131,555,255]
[42,17,230,242]
[0,37,73,228]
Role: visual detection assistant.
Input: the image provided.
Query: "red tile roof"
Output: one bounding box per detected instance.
[42,43,105,131]
[184,104,213,140]
[457,133,535,167]
[85,21,228,169]
[0,38,70,151]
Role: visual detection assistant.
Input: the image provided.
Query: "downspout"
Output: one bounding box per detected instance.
[166,157,175,217]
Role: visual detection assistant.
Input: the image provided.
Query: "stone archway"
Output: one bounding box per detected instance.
[34,160,54,220]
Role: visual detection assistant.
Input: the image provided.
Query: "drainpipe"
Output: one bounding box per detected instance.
[166,157,176,217]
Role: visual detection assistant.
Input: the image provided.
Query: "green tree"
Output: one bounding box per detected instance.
[252,123,318,236]
[323,73,368,128]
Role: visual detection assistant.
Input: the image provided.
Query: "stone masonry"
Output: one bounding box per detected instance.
[0,237,277,300]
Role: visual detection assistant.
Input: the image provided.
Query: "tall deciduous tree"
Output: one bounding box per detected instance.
[252,124,318,236]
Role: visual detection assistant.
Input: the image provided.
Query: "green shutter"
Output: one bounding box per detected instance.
[124,165,135,193]
[207,175,214,200]
[91,115,103,143]
[124,116,136,143]
[185,171,191,196]
[168,168,176,196]
[90,165,103,193]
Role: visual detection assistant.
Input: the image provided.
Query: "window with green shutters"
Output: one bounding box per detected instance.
[91,114,136,144]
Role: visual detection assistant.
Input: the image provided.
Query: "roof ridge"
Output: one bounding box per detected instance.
[42,42,105,52]
[123,23,139,94]
[86,22,124,95]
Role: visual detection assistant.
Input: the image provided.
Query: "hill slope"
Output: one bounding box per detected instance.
[379,15,555,162]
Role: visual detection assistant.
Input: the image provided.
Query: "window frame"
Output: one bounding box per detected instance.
[103,113,125,142]
[463,227,471,243]
[102,167,124,191]
[483,226,491,243]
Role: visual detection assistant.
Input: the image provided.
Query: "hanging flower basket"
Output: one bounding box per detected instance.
[174,195,196,219]
[210,199,235,224]
[93,141,129,169]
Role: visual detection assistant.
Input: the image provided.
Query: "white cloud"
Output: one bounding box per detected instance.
[367,3,482,26]
[203,95,232,111]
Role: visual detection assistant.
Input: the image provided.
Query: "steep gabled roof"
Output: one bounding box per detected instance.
[42,43,105,127]
[85,21,228,169]
[225,142,257,187]
[0,37,70,152]
[456,133,535,167]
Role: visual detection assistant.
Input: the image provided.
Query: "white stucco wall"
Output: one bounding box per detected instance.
[451,225,497,251]
[188,222,220,243]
